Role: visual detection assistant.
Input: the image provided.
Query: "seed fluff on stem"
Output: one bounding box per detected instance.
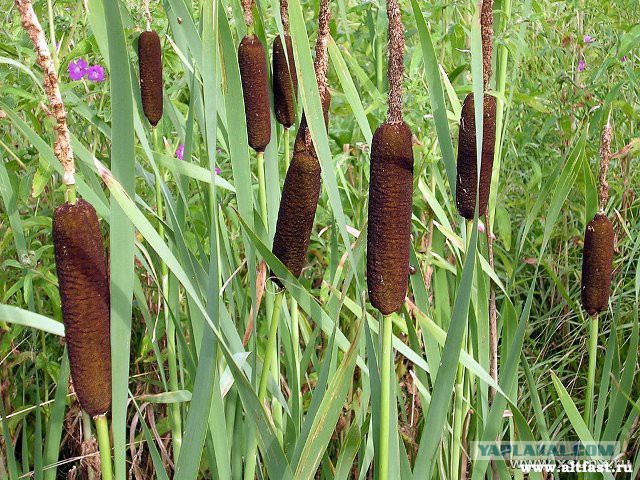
[15,0,75,186]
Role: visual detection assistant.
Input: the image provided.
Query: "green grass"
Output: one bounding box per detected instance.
[0,0,639,479]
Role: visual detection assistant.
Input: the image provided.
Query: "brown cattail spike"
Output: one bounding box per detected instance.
[53,199,111,417]
[238,35,272,152]
[581,213,614,316]
[367,122,414,314]
[138,30,163,127]
[272,150,322,286]
[273,33,298,128]
[455,93,497,219]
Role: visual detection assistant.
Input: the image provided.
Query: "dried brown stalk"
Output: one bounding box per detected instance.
[480,0,494,89]
[15,0,75,186]
[386,0,405,124]
[280,0,289,35]
[242,0,254,28]
[598,120,613,211]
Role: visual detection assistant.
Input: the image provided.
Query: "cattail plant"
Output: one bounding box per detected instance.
[582,120,615,316]
[366,1,412,478]
[15,1,113,478]
[53,200,112,416]
[238,0,271,152]
[138,30,163,127]
[582,119,615,427]
[366,0,413,317]
[455,0,496,219]
[273,0,298,129]
[272,0,331,283]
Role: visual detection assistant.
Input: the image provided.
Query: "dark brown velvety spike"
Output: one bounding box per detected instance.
[272,150,322,287]
[455,93,497,219]
[138,30,163,127]
[294,91,331,156]
[273,34,298,128]
[53,199,111,417]
[367,121,414,315]
[238,35,272,152]
[581,213,614,316]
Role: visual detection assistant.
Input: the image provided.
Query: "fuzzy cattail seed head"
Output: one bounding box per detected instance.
[53,199,111,417]
[273,34,298,128]
[581,212,614,316]
[455,92,497,219]
[367,121,414,315]
[272,150,322,286]
[238,35,272,152]
[138,30,163,127]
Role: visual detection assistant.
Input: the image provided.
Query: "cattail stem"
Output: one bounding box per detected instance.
[379,312,393,480]
[598,119,613,210]
[584,314,598,428]
[244,290,284,479]
[94,415,113,480]
[241,0,254,28]
[81,412,96,480]
[280,0,289,35]
[290,294,301,431]
[386,0,404,124]
[257,151,268,228]
[143,0,152,30]
[485,213,498,400]
[284,128,291,171]
[480,0,494,89]
[452,359,466,480]
[15,0,75,186]
[258,291,283,400]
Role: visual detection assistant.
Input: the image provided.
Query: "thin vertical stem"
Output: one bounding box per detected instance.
[284,128,291,171]
[81,412,96,480]
[258,291,284,400]
[257,151,268,230]
[94,415,113,480]
[585,314,598,428]
[379,313,393,480]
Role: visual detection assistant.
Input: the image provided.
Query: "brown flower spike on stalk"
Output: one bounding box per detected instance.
[581,121,614,316]
[273,0,298,128]
[455,0,496,219]
[138,30,163,126]
[272,0,331,285]
[238,0,271,152]
[366,0,414,315]
[15,0,112,417]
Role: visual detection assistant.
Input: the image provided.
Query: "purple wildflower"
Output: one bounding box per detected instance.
[215,166,221,175]
[86,65,105,83]
[583,35,594,43]
[68,58,87,81]
[621,55,628,62]
[577,59,586,72]
[175,144,185,160]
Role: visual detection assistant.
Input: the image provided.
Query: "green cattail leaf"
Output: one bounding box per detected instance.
[411,0,456,191]
[102,0,136,474]
[43,353,69,480]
